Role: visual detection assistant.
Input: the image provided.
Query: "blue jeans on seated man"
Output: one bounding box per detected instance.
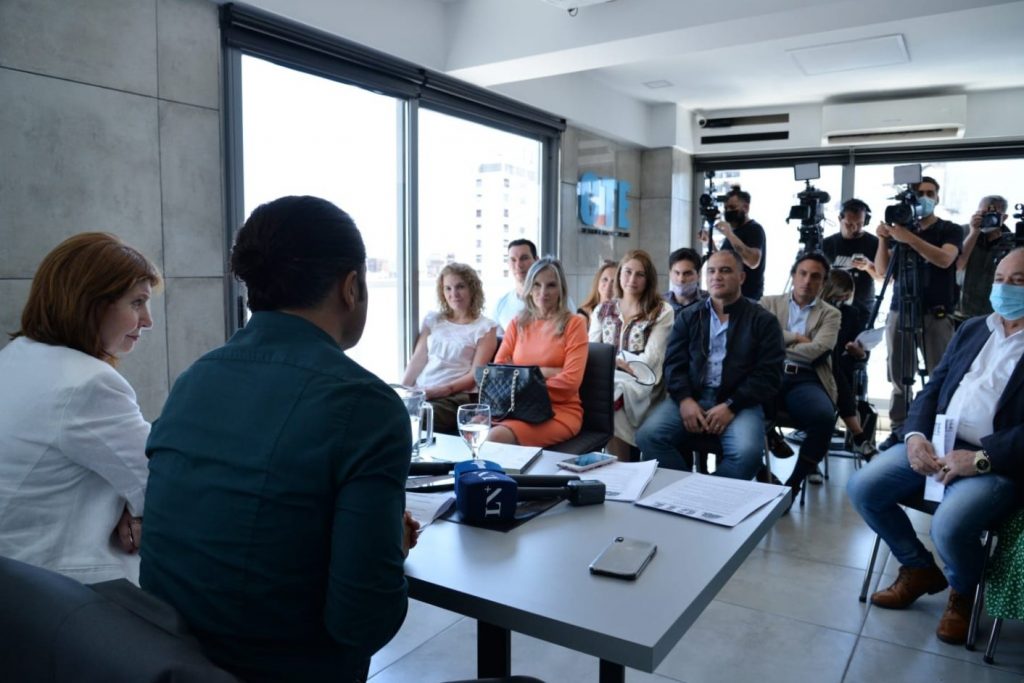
[779,373,835,488]
[635,387,764,480]
[847,444,1018,594]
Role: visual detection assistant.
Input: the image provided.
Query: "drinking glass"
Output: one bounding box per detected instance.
[457,403,491,460]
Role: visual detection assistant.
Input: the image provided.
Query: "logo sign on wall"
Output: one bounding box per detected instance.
[577,172,631,235]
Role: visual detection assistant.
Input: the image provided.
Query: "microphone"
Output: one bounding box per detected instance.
[453,463,606,522]
[515,479,606,506]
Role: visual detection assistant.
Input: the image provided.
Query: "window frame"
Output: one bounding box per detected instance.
[220,4,564,367]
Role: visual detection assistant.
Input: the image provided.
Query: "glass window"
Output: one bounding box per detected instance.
[417,109,542,324]
[702,166,844,297]
[854,158,1024,402]
[240,55,403,381]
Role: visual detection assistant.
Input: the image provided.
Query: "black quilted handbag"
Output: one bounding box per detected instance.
[475,364,554,424]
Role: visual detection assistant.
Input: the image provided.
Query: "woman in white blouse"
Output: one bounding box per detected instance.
[589,250,674,460]
[0,233,159,584]
[402,262,498,434]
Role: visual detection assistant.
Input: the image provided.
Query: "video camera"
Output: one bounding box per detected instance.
[883,164,924,229]
[698,171,725,225]
[786,162,830,252]
[991,203,1024,257]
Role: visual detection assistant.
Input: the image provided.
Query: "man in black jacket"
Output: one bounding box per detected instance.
[636,250,784,479]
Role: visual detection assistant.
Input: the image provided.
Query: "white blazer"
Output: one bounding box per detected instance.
[0,337,149,584]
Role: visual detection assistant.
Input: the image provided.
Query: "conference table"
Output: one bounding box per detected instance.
[404,435,788,683]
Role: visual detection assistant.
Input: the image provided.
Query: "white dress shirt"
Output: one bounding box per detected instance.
[944,314,1024,446]
[0,337,150,584]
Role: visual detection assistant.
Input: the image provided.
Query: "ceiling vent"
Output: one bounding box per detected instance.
[697,112,791,145]
[821,95,966,145]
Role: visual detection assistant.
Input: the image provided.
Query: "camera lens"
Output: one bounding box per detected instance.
[981,212,1002,229]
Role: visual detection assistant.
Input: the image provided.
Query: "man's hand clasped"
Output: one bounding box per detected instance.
[679,398,735,436]
[906,435,981,485]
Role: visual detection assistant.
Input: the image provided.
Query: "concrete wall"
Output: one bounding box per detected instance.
[0,0,226,420]
[559,126,693,304]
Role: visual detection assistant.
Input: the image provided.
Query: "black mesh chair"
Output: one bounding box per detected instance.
[549,342,615,455]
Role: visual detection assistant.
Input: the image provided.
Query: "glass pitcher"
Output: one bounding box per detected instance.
[389,384,434,459]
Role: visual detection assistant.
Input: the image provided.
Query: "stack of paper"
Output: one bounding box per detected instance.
[476,442,542,474]
[578,460,658,502]
[405,492,455,528]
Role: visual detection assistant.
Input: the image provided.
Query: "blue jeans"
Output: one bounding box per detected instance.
[636,388,765,480]
[781,374,834,466]
[847,444,1018,593]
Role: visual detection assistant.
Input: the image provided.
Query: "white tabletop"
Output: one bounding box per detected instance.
[404,444,788,672]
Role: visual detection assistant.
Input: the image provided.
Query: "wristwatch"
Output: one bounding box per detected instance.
[974,450,992,474]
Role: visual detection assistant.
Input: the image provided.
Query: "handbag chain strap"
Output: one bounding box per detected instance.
[478,367,520,413]
[510,368,519,413]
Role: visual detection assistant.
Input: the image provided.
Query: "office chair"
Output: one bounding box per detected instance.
[857,495,1002,654]
[549,342,615,455]
[0,556,236,682]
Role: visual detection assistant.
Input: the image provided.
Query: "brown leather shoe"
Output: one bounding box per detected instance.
[870,565,949,609]
[936,589,975,644]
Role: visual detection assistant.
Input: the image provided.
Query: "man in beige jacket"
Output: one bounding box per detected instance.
[761,252,840,503]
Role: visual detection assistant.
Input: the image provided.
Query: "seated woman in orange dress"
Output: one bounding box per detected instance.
[488,257,589,448]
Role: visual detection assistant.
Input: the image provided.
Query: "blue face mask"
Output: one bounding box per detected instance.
[916,196,936,218]
[989,283,1024,321]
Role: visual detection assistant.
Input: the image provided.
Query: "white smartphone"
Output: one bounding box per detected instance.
[557,452,617,473]
[589,536,657,580]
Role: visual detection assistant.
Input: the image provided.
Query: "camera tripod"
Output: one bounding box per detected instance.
[866,239,929,435]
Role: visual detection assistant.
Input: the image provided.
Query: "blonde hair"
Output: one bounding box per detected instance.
[579,259,617,317]
[516,257,572,335]
[436,262,485,320]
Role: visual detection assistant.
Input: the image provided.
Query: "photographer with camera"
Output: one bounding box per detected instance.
[874,176,964,450]
[822,199,881,317]
[957,195,1011,319]
[714,186,766,301]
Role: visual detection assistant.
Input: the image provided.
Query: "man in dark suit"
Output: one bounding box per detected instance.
[848,248,1024,645]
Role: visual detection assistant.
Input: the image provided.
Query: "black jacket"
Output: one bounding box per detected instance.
[665,296,784,412]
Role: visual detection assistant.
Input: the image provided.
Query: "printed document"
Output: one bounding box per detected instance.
[636,473,788,527]
[924,414,958,503]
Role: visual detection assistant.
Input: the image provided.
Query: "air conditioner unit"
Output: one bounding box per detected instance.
[821,95,966,145]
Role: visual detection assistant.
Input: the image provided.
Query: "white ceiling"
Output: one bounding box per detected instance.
[237,0,1024,146]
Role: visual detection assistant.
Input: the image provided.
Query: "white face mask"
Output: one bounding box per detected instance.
[670,281,699,298]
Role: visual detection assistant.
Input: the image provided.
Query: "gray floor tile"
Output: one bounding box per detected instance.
[717,548,870,633]
[861,594,1024,672]
[844,635,1023,682]
[758,492,888,572]
[369,617,672,682]
[654,600,856,683]
[370,600,465,677]
[973,617,1024,675]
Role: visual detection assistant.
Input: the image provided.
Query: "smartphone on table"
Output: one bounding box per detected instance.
[589,536,657,580]
[556,452,617,473]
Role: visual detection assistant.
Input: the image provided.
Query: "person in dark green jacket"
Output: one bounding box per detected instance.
[141,196,418,683]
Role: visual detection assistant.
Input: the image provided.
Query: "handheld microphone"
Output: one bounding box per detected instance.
[515,479,606,506]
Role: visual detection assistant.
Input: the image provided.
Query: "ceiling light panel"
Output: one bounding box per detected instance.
[788,34,910,76]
